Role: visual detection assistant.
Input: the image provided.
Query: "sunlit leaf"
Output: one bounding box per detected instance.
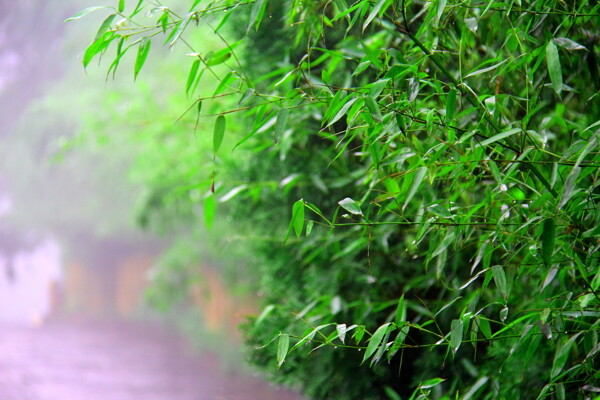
[292,199,305,237]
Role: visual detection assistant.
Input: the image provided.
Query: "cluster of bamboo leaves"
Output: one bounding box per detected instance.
[75,0,599,398]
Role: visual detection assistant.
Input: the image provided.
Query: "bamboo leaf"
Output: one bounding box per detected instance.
[541,218,556,266]
[134,37,151,80]
[551,333,582,378]
[292,199,305,237]
[546,41,563,95]
[65,6,107,22]
[213,115,226,154]
[450,319,463,354]
[247,0,267,33]
[492,265,508,300]
[395,294,406,324]
[362,323,390,364]
[275,108,289,139]
[446,88,457,123]
[204,193,215,228]
[558,167,581,209]
[553,37,586,51]
[186,59,200,95]
[95,14,116,41]
[479,128,520,146]
[277,333,290,368]
[403,167,427,211]
[338,197,363,216]
[118,0,125,13]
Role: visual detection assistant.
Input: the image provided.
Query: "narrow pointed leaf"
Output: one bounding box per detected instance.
[546,41,563,95]
[450,319,463,354]
[403,167,427,210]
[65,6,107,22]
[541,218,556,265]
[277,333,290,368]
[134,37,151,80]
[362,323,390,364]
[213,115,226,154]
[492,265,508,300]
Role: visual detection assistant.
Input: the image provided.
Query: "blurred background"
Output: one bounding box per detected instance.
[0,0,250,337]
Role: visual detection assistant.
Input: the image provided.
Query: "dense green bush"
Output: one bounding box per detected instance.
[77,0,599,398]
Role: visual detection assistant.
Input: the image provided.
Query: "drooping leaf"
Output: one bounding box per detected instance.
[118,0,125,13]
[492,265,508,300]
[83,32,117,68]
[186,59,200,95]
[247,0,267,33]
[402,167,427,211]
[292,199,305,237]
[134,37,151,80]
[277,333,290,368]
[450,319,463,354]
[204,193,215,228]
[446,88,457,124]
[213,115,226,154]
[541,218,556,265]
[546,41,563,95]
[395,294,406,324]
[551,333,582,378]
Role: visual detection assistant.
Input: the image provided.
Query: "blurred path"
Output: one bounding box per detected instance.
[0,318,302,400]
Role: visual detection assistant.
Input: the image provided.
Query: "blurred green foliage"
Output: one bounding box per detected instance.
[76,0,599,398]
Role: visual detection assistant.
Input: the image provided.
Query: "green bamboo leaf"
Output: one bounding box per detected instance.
[65,6,107,22]
[364,95,382,121]
[275,108,289,139]
[421,378,445,389]
[363,0,388,31]
[118,0,125,12]
[541,218,556,265]
[479,128,521,146]
[551,333,582,378]
[558,167,581,209]
[292,199,305,237]
[446,88,457,123]
[387,324,409,360]
[492,265,508,300]
[83,32,117,68]
[247,0,267,33]
[204,193,215,228]
[431,230,455,258]
[450,319,463,354]
[186,59,200,95]
[338,197,363,216]
[402,167,427,211]
[134,37,151,80]
[327,97,358,127]
[277,333,290,368]
[546,41,563,95]
[213,115,226,154]
[362,323,390,364]
[395,294,406,324]
[95,14,116,40]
